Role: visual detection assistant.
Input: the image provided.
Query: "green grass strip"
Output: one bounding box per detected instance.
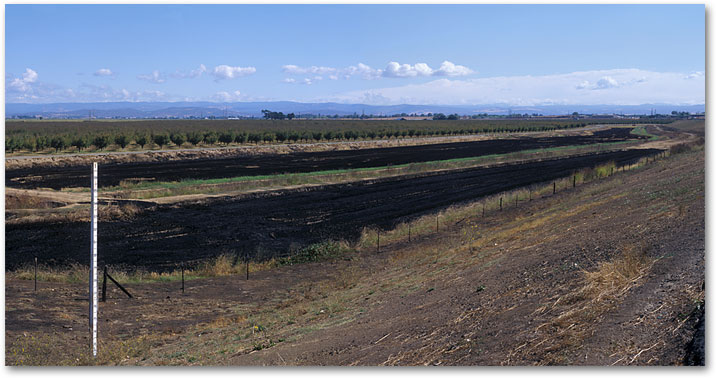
[630,126,659,140]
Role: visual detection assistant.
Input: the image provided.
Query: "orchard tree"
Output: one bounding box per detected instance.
[72,136,88,152]
[218,132,234,145]
[170,133,186,147]
[187,132,203,146]
[51,136,67,153]
[22,136,36,152]
[247,133,262,144]
[93,135,109,150]
[203,131,218,145]
[136,134,148,149]
[263,132,276,143]
[234,133,247,144]
[114,134,130,149]
[35,135,50,151]
[152,134,169,149]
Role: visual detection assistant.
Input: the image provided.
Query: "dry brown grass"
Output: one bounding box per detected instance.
[5,331,151,366]
[6,201,143,225]
[521,242,658,365]
[7,253,281,286]
[5,192,66,210]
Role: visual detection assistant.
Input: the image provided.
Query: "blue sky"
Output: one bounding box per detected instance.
[5,4,705,105]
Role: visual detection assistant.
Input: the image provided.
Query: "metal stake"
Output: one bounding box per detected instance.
[89,162,98,357]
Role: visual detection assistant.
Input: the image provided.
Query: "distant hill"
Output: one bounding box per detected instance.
[4,101,705,119]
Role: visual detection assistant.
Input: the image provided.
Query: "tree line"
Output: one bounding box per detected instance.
[5,124,590,154]
[5,117,661,154]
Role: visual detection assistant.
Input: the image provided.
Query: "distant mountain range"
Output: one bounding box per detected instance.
[4,101,705,119]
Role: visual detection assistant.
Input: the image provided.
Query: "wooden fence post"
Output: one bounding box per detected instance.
[246,260,249,281]
[181,264,185,294]
[573,175,576,188]
[553,182,556,194]
[34,257,37,292]
[436,215,439,232]
[377,230,380,253]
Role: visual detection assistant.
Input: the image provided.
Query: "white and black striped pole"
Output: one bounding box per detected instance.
[89,162,98,357]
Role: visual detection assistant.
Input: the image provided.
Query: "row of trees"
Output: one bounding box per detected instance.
[5,123,587,154]
[261,109,296,120]
[432,113,461,120]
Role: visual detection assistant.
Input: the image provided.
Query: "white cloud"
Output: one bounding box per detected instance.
[171,64,207,79]
[685,71,704,79]
[384,62,422,78]
[137,70,166,84]
[22,68,38,83]
[595,76,619,89]
[433,61,474,77]
[212,90,243,102]
[191,64,207,77]
[326,69,704,106]
[94,68,114,77]
[576,76,621,90]
[211,65,257,81]
[282,77,319,85]
[382,60,474,78]
[576,80,590,90]
[282,65,336,75]
[346,63,382,80]
[8,68,39,93]
[283,60,473,82]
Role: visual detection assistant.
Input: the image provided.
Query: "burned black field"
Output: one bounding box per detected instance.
[5,127,644,190]
[6,147,660,271]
